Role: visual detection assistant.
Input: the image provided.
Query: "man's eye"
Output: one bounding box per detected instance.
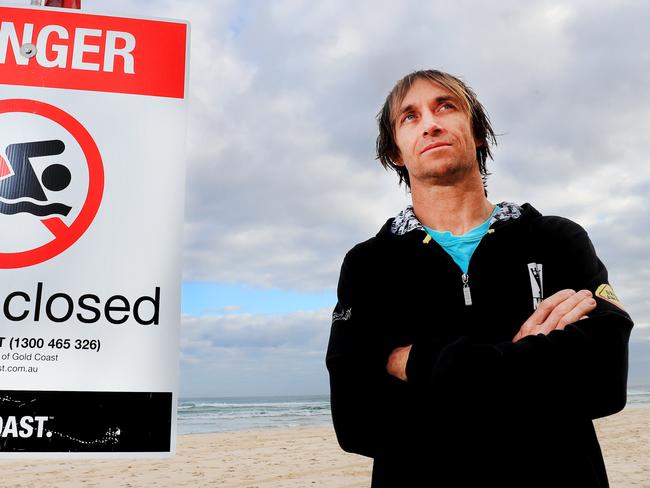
[439,103,455,111]
[402,113,416,123]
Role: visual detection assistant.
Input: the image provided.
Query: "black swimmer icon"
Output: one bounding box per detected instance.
[0,140,72,217]
[0,99,104,269]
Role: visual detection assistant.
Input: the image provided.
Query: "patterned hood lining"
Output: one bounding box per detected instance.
[390,201,523,236]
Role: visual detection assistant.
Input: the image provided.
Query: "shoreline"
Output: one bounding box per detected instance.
[178,419,332,436]
[178,405,650,436]
[0,407,646,487]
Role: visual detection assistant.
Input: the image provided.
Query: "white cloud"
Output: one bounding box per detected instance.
[178,306,650,397]
[176,0,650,294]
[180,309,332,396]
[82,0,650,386]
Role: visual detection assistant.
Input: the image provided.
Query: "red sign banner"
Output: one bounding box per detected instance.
[0,6,187,98]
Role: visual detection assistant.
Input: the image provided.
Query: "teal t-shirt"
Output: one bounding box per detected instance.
[424,206,499,274]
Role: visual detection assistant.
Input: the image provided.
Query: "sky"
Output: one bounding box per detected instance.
[61,0,650,396]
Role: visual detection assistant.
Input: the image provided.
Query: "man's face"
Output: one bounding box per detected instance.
[393,79,480,187]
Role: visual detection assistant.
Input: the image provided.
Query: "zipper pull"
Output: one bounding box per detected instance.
[462,273,472,306]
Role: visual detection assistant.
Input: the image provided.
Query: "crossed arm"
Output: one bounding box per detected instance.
[386,288,597,381]
[327,224,633,459]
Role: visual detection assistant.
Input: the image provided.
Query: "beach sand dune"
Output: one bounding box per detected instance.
[0,407,647,487]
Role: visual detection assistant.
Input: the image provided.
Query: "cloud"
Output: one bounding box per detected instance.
[629,325,650,387]
[87,1,650,386]
[180,309,332,396]
[86,0,650,291]
[172,0,650,297]
[178,306,650,397]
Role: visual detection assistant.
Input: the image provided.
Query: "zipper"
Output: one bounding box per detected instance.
[416,203,515,309]
[462,273,472,306]
[423,225,497,307]
[461,226,497,307]
[422,239,476,307]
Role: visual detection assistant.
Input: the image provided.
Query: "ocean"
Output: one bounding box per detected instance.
[177,394,331,435]
[627,385,650,407]
[178,386,650,435]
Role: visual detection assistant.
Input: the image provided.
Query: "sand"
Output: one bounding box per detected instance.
[594,407,650,487]
[0,407,647,487]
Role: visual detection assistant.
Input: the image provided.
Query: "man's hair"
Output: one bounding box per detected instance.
[376,69,497,190]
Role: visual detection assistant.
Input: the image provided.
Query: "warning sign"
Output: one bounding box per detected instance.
[0,5,188,457]
[0,6,187,98]
[0,98,104,268]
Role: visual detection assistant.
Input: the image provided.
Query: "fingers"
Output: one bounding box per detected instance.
[514,289,595,343]
[541,289,594,332]
[555,299,596,330]
[524,289,577,327]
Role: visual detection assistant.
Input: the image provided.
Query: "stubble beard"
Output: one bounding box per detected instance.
[412,156,476,188]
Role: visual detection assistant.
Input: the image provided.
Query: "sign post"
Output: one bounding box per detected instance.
[0,5,189,457]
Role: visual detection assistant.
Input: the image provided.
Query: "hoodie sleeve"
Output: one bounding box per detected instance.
[326,250,414,459]
[405,218,633,420]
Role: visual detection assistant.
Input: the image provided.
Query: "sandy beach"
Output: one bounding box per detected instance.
[0,407,647,487]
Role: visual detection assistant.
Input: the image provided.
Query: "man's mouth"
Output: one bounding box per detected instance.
[420,143,451,154]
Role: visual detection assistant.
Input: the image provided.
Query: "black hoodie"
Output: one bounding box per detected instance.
[326,202,633,487]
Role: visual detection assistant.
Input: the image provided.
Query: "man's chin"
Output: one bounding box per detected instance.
[415,164,473,186]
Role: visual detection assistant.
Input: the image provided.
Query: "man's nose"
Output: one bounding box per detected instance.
[422,113,443,136]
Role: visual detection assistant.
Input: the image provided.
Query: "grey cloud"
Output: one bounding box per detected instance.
[85,1,650,385]
[629,326,650,387]
[86,0,650,291]
[178,307,650,397]
[182,309,331,349]
[180,0,650,293]
[180,310,332,396]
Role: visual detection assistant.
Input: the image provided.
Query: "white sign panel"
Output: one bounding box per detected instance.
[0,5,189,456]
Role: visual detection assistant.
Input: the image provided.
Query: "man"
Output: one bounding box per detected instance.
[326,70,633,487]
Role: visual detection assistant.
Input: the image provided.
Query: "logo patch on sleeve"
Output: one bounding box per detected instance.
[595,284,624,310]
[332,308,352,323]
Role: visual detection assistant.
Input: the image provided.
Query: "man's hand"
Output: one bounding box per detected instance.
[386,345,412,381]
[512,289,596,343]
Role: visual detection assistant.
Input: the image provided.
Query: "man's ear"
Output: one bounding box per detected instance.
[393,154,405,167]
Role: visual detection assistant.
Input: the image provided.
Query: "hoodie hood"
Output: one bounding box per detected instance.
[380,202,540,237]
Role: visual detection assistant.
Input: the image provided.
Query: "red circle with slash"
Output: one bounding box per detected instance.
[0,99,104,268]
